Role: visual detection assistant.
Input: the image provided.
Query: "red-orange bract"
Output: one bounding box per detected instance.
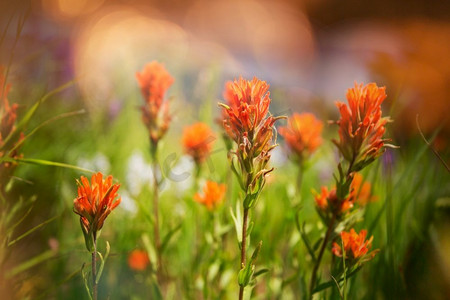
[128,249,150,271]
[279,112,323,161]
[0,66,23,176]
[220,77,278,156]
[194,181,226,211]
[136,61,174,147]
[182,122,215,164]
[332,228,376,260]
[334,82,391,171]
[73,172,121,250]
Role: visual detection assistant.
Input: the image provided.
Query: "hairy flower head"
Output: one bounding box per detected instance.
[334,82,392,171]
[73,172,121,251]
[332,228,377,261]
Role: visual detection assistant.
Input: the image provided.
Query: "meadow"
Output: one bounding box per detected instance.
[1,1,449,299]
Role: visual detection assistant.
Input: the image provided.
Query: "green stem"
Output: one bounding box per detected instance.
[152,158,163,283]
[239,207,249,300]
[308,214,336,299]
[92,234,97,300]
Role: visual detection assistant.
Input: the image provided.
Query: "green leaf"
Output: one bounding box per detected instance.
[160,223,182,253]
[6,157,94,173]
[95,241,110,284]
[238,264,254,287]
[81,264,93,300]
[142,233,158,271]
[312,266,362,294]
[254,268,269,278]
[5,250,55,278]
[230,205,242,245]
[7,215,58,247]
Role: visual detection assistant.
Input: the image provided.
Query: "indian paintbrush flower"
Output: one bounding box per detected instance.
[333,82,393,172]
[219,76,284,300]
[73,172,121,252]
[332,228,377,261]
[279,112,323,162]
[182,122,215,165]
[136,61,174,150]
[194,180,226,211]
[219,77,284,206]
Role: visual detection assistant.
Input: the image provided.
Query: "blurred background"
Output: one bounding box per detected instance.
[1,0,449,299]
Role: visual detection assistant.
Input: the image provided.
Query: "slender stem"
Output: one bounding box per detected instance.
[152,158,162,283]
[92,234,97,300]
[239,207,249,300]
[308,214,336,299]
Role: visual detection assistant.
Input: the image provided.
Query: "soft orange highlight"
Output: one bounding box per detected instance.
[182,122,215,164]
[128,249,150,271]
[194,181,226,211]
[279,112,323,161]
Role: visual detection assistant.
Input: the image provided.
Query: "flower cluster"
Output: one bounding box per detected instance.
[332,228,377,262]
[136,61,174,149]
[279,112,323,162]
[73,172,121,251]
[333,82,391,172]
[182,122,215,165]
[194,181,226,211]
[219,77,284,207]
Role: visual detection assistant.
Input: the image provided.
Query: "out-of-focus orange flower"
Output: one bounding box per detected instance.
[0,68,17,145]
[334,82,392,171]
[279,112,323,161]
[74,172,121,250]
[313,186,353,216]
[136,61,174,147]
[194,181,226,211]
[0,67,24,176]
[128,249,150,271]
[182,122,215,164]
[349,173,377,205]
[332,228,376,260]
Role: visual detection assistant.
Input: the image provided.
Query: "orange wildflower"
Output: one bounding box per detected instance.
[194,181,226,211]
[279,112,323,161]
[219,77,284,201]
[182,122,215,164]
[348,173,377,205]
[136,61,174,147]
[334,82,392,171]
[73,172,121,251]
[128,249,150,271]
[332,228,376,260]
